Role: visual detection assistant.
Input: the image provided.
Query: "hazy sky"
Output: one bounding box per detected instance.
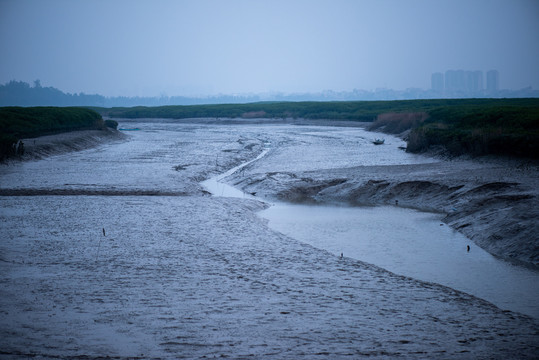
[1,0,538,97]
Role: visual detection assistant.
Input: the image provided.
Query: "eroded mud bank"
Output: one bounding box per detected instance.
[5,127,127,162]
[231,157,539,268]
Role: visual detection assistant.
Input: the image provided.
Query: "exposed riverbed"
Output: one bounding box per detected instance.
[200,129,539,319]
[1,119,537,359]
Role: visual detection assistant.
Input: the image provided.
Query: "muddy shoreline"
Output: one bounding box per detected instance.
[4,120,538,268]
[230,154,539,268]
[3,127,127,162]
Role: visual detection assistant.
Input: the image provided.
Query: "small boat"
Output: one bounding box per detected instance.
[373,138,385,145]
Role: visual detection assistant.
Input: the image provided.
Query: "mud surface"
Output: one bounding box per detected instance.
[232,145,539,267]
[1,119,538,359]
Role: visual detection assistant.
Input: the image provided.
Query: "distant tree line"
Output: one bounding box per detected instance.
[0,80,106,107]
[0,80,263,107]
[2,80,539,108]
[97,98,539,122]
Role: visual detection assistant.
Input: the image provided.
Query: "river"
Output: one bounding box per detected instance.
[201,132,539,319]
[1,120,537,359]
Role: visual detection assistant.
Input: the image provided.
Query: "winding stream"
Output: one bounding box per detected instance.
[203,146,539,320]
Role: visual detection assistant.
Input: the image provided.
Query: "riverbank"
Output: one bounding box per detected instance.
[229,146,539,268]
[2,127,127,162]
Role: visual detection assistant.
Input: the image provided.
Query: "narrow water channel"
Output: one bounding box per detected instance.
[202,150,539,320]
[260,203,539,319]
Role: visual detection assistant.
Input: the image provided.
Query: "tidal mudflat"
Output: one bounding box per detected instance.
[1,120,537,359]
[259,203,539,319]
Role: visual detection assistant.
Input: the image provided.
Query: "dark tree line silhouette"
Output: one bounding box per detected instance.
[0,80,106,107]
[3,80,538,108]
[0,80,261,107]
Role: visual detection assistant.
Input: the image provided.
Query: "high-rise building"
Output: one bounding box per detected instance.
[443,70,484,95]
[431,72,444,92]
[486,70,499,92]
[466,71,483,93]
[445,70,466,93]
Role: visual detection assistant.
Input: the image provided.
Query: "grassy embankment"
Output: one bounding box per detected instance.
[0,107,114,160]
[97,98,539,159]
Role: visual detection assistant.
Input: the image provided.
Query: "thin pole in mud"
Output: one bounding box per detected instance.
[96,227,106,262]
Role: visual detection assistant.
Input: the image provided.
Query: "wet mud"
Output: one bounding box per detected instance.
[234,157,539,267]
[1,120,538,358]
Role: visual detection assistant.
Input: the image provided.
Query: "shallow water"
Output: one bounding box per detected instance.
[201,147,270,199]
[259,203,539,319]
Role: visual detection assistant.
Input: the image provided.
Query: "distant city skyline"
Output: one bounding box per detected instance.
[486,70,500,92]
[431,69,505,97]
[1,68,536,100]
[2,76,538,108]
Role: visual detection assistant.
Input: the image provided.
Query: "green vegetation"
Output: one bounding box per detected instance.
[94,100,432,121]
[406,104,539,158]
[104,119,118,129]
[95,98,539,122]
[0,106,105,160]
[97,101,385,121]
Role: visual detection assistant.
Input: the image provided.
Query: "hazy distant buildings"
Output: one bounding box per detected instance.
[486,70,500,92]
[431,72,444,93]
[445,70,482,94]
[444,70,465,93]
[431,70,495,97]
[467,71,483,92]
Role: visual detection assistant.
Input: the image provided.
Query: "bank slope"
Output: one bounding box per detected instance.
[0,106,111,160]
